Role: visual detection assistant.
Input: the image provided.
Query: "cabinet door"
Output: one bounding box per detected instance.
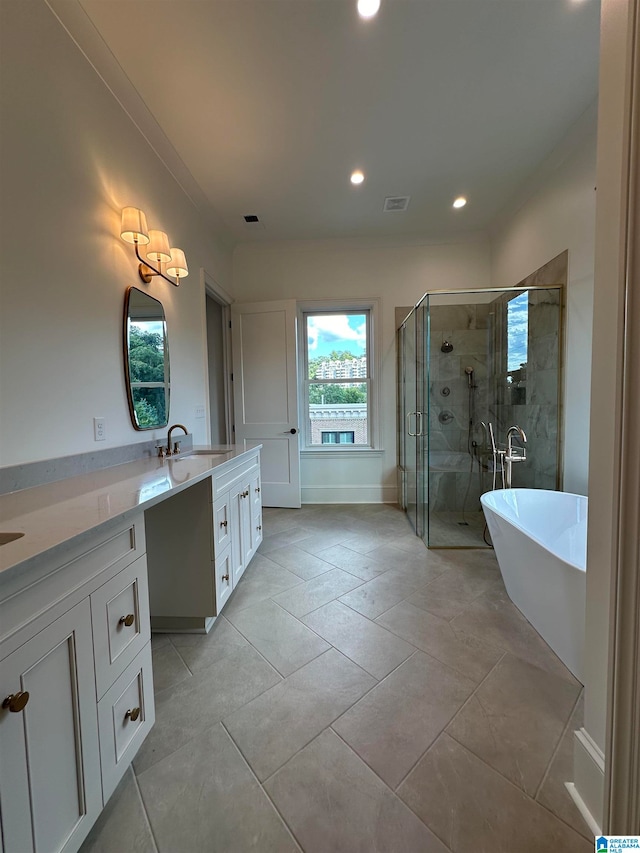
[0,600,101,853]
[250,469,263,554]
[229,483,247,586]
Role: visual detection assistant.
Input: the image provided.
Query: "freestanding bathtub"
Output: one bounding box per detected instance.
[480,488,586,682]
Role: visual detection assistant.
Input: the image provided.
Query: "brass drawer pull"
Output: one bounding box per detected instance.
[125,707,141,722]
[2,691,29,713]
[220,520,228,528]
[221,573,230,582]
[119,614,135,627]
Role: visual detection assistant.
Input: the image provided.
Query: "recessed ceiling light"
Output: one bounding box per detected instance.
[453,196,467,209]
[357,0,380,18]
[350,170,365,185]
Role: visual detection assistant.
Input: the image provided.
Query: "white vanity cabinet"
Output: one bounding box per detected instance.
[147,448,262,631]
[0,514,153,853]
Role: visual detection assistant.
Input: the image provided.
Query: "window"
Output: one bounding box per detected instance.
[321,431,355,445]
[301,308,375,449]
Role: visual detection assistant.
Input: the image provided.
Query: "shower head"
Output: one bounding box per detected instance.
[441,340,453,353]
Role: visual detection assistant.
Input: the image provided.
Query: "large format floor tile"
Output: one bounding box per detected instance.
[265,729,449,853]
[133,644,281,774]
[223,555,303,616]
[536,695,590,839]
[376,600,504,684]
[315,544,388,580]
[81,769,155,853]
[151,640,192,694]
[302,601,415,679]
[167,615,249,673]
[223,649,375,781]
[447,653,581,795]
[272,567,364,617]
[333,651,476,788]
[226,598,330,676]
[265,543,335,580]
[398,734,591,853]
[450,587,580,684]
[338,568,427,619]
[137,724,298,853]
[408,563,503,621]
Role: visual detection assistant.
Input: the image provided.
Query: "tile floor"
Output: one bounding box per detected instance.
[81,504,592,853]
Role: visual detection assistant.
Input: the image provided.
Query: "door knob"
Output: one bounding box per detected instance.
[287,428,297,434]
[221,573,230,582]
[125,707,141,722]
[2,691,29,713]
[119,614,135,627]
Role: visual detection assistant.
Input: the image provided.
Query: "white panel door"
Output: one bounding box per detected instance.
[231,300,300,507]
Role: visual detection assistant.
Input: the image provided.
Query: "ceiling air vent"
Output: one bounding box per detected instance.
[243,214,265,230]
[244,214,259,222]
[383,196,410,213]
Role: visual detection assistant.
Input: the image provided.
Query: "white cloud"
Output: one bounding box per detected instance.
[307,314,366,352]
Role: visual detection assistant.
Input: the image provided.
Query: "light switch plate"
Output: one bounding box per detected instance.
[194,405,205,419]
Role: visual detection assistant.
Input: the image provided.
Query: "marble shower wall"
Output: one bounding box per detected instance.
[427,302,492,512]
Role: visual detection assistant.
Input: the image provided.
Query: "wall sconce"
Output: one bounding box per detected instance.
[120,207,189,287]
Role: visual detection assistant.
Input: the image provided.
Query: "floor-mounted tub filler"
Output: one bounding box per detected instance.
[480,488,587,682]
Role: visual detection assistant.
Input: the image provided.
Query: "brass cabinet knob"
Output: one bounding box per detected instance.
[242,490,249,498]
[2,691,30,713]
[257,525,262,531]
[119,614,135,627]
[255,487,261,493]
[221,573,230,582]
[125,707,141,722]
[220,520,228,528]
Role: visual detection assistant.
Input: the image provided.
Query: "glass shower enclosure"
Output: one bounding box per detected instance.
[398,286,563,548]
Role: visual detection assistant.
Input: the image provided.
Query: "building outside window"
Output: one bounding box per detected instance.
[301,308,374,449]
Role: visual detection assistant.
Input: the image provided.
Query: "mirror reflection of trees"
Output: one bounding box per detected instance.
[124,287,169,430]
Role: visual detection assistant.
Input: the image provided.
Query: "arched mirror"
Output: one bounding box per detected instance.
[124,287,170,430]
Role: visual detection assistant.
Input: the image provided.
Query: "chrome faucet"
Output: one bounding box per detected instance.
[504,425,527,487]
[159,423,188,457]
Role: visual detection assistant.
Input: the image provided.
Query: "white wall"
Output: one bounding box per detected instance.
[233,237,491,502]
[490,104,597,495]
[0,0,232,466]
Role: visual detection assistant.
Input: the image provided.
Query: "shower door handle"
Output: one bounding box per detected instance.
[407,412,426,436]
[407,412,418,436]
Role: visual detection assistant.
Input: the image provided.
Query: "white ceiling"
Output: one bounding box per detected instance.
[73,0,600,245]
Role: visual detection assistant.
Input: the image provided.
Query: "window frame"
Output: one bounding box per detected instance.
[298,300,381,453]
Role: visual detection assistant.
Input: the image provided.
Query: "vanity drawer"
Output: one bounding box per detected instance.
[213,495,231,552]
[91,556,151,699]
[215,546,233,613]
[97,642,154,802]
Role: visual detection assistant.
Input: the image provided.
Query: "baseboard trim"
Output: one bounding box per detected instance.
[565,783,601,836]
[301,484,397,504]
[571,727,605,833]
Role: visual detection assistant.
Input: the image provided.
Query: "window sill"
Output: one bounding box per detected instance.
[301,448,385,458]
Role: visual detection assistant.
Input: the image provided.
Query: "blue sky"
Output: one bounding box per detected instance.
[507,292,528,370]
[307,314,367,358]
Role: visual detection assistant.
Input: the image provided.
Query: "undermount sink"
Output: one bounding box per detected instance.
[0,531,25,545]
[177,450,230,459]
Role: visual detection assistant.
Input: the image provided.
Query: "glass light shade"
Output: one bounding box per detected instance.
[120,207,149,244]
[146,230,171,263]
[166,248,189,279]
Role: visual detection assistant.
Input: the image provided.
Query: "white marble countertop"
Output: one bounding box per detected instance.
[0,445,258,579]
